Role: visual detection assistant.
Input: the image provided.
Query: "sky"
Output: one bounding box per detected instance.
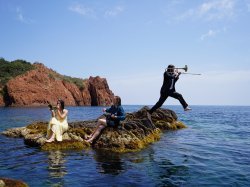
[1,0,250,106]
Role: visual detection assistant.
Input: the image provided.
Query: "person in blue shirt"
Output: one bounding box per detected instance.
[86,96,126,144]
[149,64,191,114]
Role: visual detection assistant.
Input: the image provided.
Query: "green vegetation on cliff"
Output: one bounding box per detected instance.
[0,58,35,97]
[0,58,35,86]
[62,75,86,91]
[48,72,86,91]
[0,58,86,94]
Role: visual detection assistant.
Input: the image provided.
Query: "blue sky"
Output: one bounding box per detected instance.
[1,0,250,106]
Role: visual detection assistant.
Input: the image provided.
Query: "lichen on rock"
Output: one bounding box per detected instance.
[1,107,186,153]
[0,178,28,187]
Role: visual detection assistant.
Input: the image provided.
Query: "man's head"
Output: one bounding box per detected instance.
[167,64,175,73]
[114,96,121,106]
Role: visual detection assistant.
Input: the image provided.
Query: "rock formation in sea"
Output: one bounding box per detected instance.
[0,177,28,187]
[1,107,186,153]
[0,63,115,106]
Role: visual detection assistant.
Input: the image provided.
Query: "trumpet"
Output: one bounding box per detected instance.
[165,65,188,72]
[165,65,201,75]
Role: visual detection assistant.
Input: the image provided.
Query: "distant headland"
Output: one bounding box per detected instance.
[0,58,115,107]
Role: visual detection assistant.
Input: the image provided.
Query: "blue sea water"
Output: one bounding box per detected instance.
[0,105,250,186]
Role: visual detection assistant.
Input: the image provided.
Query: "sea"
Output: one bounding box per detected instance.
[0,105,250,187]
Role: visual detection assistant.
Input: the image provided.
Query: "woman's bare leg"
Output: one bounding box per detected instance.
[46,131,55,142]
[86,119,106,143]
[86,119,106,139]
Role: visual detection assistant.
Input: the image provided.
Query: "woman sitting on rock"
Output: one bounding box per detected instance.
[46,99,69,143]
[86,96,125,144]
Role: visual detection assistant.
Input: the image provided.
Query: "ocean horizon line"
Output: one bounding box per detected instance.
[1,104,250,108]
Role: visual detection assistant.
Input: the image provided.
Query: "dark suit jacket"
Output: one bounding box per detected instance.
[160,72,179,94]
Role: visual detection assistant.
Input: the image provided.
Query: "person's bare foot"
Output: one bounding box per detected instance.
[86,139,93,144]
[84,134,92,140]
[46,138,55,143]
[184,107,192,111]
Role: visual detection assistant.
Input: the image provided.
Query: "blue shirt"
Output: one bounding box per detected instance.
[105,105,126,123]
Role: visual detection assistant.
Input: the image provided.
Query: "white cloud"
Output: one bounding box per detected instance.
[200,27,227,40]
[177,0,236,21]
[200,29,217,40]
[199,0,235,20]
[69,4,95,18]
[104,6,124,17]
[16,7,33,24]
[69,4,124,18]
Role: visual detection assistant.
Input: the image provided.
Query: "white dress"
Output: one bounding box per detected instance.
[47,114,68,142]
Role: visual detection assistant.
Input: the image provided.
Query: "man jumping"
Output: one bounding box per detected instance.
[149,64,191,114]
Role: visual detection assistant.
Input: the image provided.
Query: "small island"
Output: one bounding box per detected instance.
[1,107,186,153]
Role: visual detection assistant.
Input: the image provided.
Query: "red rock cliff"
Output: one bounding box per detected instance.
[89,76,114,106]
[2,63,115,106]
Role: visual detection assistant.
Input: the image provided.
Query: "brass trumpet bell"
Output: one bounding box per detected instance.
[175,65,188,72]
[182,65,188,72]
[166,65,188,72]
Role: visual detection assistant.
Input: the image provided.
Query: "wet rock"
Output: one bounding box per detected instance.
[1,107,186,152]
[0,178,28,187]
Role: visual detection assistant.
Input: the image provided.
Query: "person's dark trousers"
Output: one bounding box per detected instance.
[149,91,188,114]
[149,94,167,114]
[169,91,188,109]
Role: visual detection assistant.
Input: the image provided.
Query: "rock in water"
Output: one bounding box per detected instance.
[0,178,28,187]
[1,107,186,152]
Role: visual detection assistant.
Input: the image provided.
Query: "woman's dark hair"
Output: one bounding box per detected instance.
[114,96,121,106]
[58,99,65,110]
[167,64,175,72]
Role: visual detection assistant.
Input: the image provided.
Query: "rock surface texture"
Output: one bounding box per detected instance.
[0,178,28,187]
[1,107,186,152]
[1,63,115,106]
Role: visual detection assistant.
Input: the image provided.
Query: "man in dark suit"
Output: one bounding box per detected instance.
[149,64,191,114]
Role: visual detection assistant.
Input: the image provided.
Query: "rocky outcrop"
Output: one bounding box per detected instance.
[89,76,115,106]
[1,107,186,152]
[0,178,28,187]
[2,63,114,106]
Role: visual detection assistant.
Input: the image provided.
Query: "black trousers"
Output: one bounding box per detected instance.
[149,91,188,114]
